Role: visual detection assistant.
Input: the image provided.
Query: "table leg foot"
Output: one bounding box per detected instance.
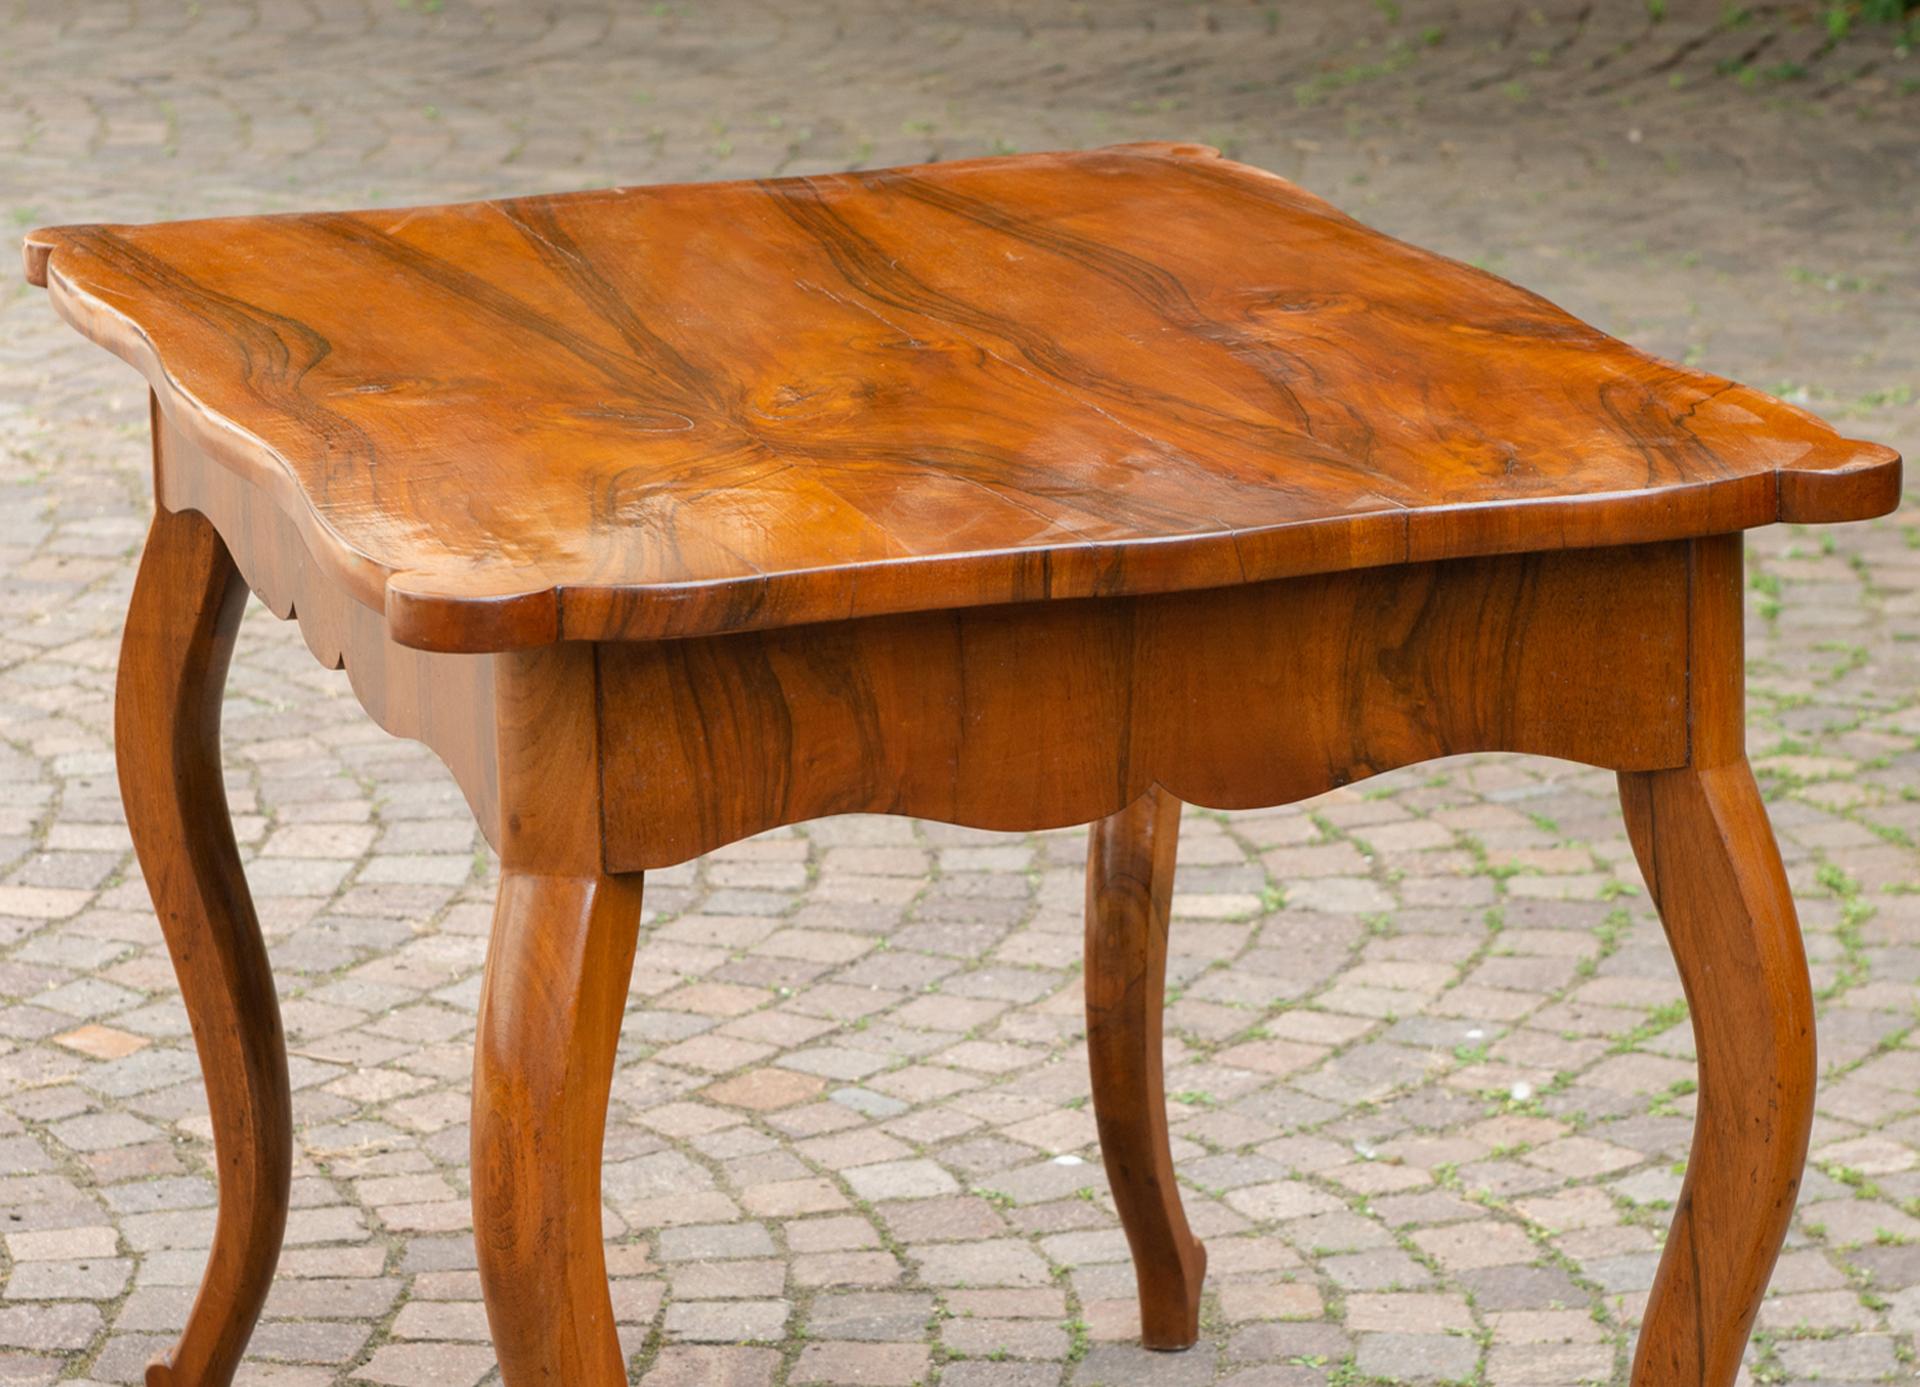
[1086,786,1206,1351]
[1619,762,1816,1387]
[119,506,291,1387]
[473,868,644,1387]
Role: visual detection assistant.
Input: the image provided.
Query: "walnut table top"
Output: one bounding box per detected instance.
[25,141,1897,651]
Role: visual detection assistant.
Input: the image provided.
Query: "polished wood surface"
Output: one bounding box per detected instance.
[473,869,644,1387]
[1619,763,1814,1386]
[1087,786,1205,1350]
[116,504,291,1387]
[1615,534,1817,1387]
[470,636,647,1383]
[25,143,1898,652]
[155,406,503,840]
[598,541,1691,868]
[37,147,1894,1387]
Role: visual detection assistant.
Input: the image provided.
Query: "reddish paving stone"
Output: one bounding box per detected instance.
[642,1346,783,1387]
[703,1069,828,1112]
[352,1343,497,1386]
[792,1342,930,1386]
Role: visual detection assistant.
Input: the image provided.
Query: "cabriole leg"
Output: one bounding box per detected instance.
[1618,761,1815,1386]
[119,506,292,1387]
[1085,785,1206,1350]
[471,868,643,1386]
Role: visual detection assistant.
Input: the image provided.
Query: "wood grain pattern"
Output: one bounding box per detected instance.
[1618,763,1813,1387]
[25,143,1898,652]
[1086,786,1205,1350]
[152,401,503,842]
[472,869,643,1387]
[597,542,1690,870]
[117,504,290,1387]
[1615,532,1816,1386]
[470,632,641,1384]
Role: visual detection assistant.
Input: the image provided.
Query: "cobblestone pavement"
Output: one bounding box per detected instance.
[1,2,1918,1384]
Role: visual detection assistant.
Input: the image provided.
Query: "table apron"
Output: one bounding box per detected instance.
[596,541,1692,871]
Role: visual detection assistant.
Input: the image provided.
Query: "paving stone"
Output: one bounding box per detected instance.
[1483,1341,1614,1386]
[703,1069,827,1112]
[1083,1343,1224,1387]
[805,1291,934,1343]
[908,1240,1053,1288]
[843,1160,961,1202]
[655,1223,777,1263]
[351,1343,496,1386]
[1353,1331,1481,1383]
[1,1259,131,1301]
[663,1299,791,1344]
[941,1366,1058,1387]
[1344,1293,1476,1336]
[1410,1221,1541,1272]
[941,1317,1068,1360]
[0,1304,103,1352]
[642,1346,781,1387]
[792,1342,929,1386]
[5,1228,118,1263]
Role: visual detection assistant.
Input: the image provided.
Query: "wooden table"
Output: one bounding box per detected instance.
[25,143,1900,1387]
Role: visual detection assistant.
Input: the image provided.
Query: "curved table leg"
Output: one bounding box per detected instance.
[1086,785,1206,1350]
[1619,762,1816,1387]
[473,869,644,1387]
[118,506,292,1387]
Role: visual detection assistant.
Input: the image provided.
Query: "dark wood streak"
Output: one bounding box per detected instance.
[491,199,732,414]
[75,230,384,505]
[877,169,1325,437]
[1687,1194,1709,1387]
[1596,375,1741,489]
[302,213,679,406]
